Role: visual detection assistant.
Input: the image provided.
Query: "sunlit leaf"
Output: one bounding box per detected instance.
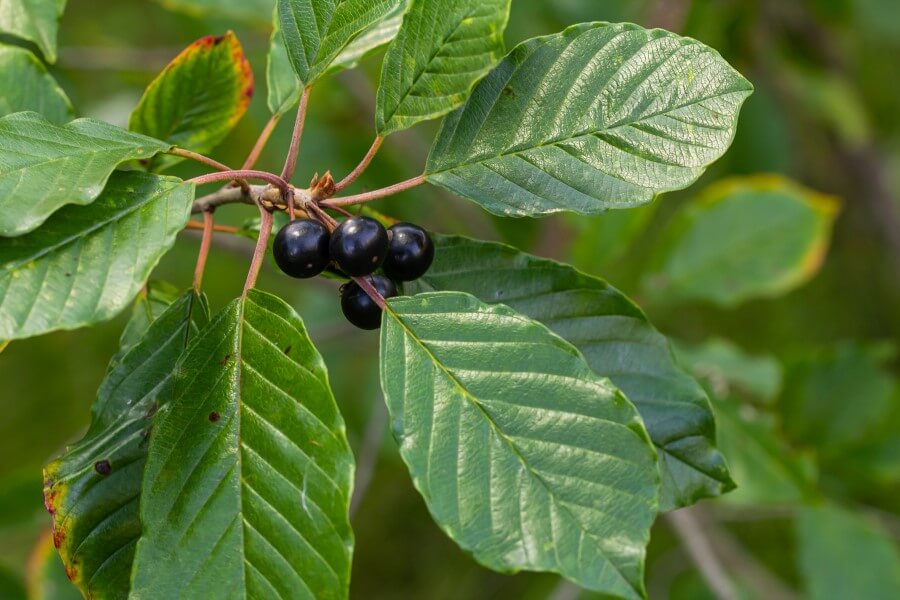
[0,112,171,236]
[425,22,753,217]
[0,0,65,62]
[277,0,401,86]
[0,45,73,124]
[267,1,407,116]
[131,290,354,599]
[129,32,253,172]
[382,292,658,597]
[0,171,194,340]
[643,175,840,307]
[404,235,733,510]
[43,292,208,599]
[796,504,900,599]
[375,0,509,135]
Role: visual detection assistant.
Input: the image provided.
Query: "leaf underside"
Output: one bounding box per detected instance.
[0,170,194,340]
[381,292,658,598]
[375,0,510,136]
[425,21,753,217]
[0,112,172,237]
[404,235,734,510]
[130,290,354,600]
[43,291,209,599]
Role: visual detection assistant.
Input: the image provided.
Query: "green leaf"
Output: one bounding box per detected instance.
[643,175,840,307]
[43,292,209,600]
[277,0,401,86]
[267,1,407,115]
[566,202,657,269]
[778,343,897,455]
[674,338,783,403]
[796,504,900,600]
[0,0,65,62]
[0,45,73,124]
[153,0,274,25]
[381,292,658,597]
[404,235,733,510]
[131,290,354,599]
[0,171,194,340]
[425,22,753,217]
[713,398,816,505]
[129,32,253,172]
[0,112,171,236]
[375,0,509,136]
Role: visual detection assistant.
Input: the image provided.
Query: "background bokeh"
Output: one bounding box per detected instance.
[2,0,899,598]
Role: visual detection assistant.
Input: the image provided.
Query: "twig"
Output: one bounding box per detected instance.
[242,113,282,171]
[242,204,273,297]
[281,86,312,182]
[191,185,261,214]
[350,396,388,518]
[335,136,384,192]
[167,147,232,172]
[193,211,215,292]
[321,175,426,208]
[188,170,290,198]
[185,219,240,234]
[666,508,739,600]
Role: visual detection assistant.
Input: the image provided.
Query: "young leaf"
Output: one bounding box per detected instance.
[131,290,354,599]
[404,235,733,510]
[796,504,900,599]
[0,0,65,62]
[0,171,194,341]
[43,292,209,600]
[643,175,840,307]
[277,0,401,86]
[425,22,753,217]
[381,292,658,598]
[267,1,407,116]
[0,112,172,236]
[129,32,253,171]
[0,45,74,124]
[375,0,510,136]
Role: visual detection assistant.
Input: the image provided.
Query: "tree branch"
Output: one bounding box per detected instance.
[335,136,384,192]
[321,175,426,208]
[666,508,739,600]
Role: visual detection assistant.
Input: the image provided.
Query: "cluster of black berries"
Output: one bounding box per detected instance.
[273,216,434,330]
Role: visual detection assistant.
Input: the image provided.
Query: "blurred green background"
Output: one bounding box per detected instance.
[2,0,899,598]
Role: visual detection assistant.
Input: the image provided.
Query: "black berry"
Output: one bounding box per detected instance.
[329,216,389,277]
[341,275,398,330]
[273,219,330,279]
[383,223,434,281]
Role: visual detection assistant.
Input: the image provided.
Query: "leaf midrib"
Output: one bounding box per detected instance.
[387,306,642,596]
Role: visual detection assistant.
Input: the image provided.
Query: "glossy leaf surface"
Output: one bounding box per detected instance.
[404,235,733,510]
[131,290,354,599]
[43,292,208,599]
[0,171,193,340]
[425,22,753,217]
[0,112,171,236]
[381,292,658,597]
[375,0,509,135]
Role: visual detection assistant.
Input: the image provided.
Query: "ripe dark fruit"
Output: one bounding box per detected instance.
[341,275,398,330]
[383,223,434,281]
[273,219,331,279]
[329,216,389,277]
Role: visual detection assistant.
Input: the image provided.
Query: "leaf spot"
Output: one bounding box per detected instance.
[94,460,112,476]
